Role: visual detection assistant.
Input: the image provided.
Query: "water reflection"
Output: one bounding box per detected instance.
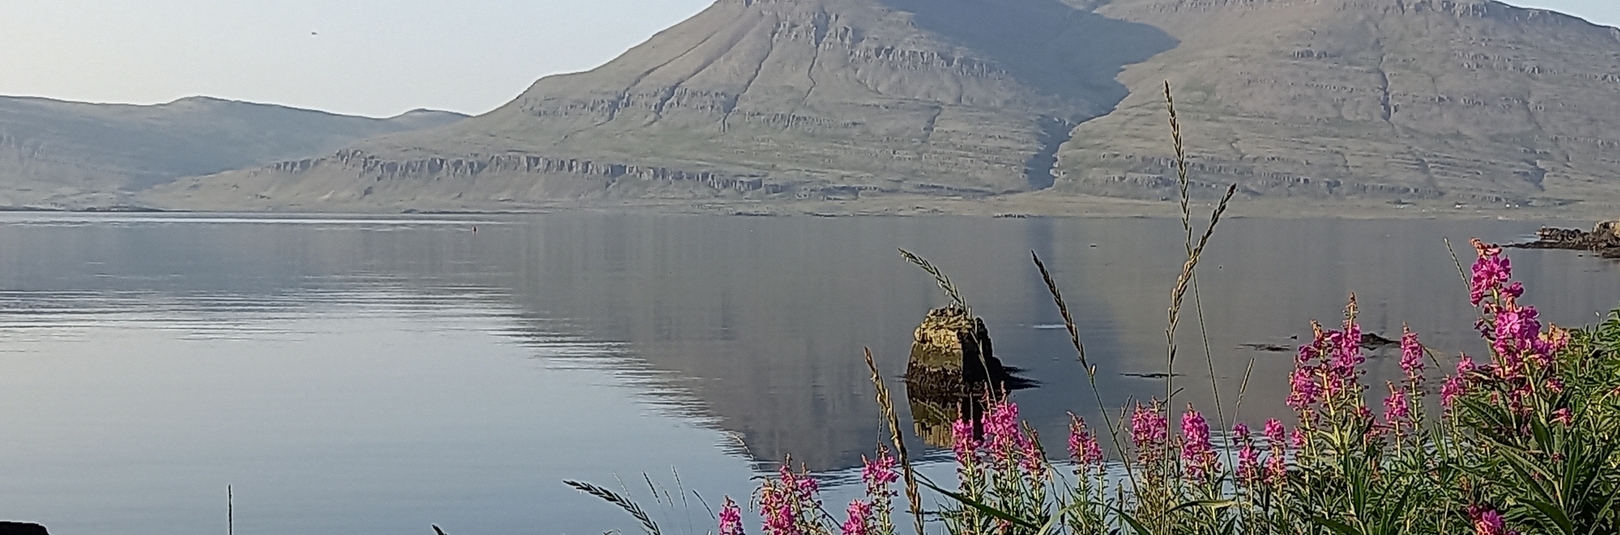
[0,213,1618,534]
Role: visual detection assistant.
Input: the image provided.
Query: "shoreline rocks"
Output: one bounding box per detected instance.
[0,522,48,535]
[1509,220,1620,259]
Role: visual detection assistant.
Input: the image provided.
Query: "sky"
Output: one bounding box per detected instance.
[0,0,1615,119]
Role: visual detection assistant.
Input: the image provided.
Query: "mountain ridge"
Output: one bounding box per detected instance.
[0,95,466,209]
[126,0,1620,214]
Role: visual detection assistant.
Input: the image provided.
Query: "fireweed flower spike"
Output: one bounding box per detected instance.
[1131,402,1169,463]
[1552,407,1574,426]
[759,463,822,535]
[1233,422,1260,486]
[1068,413,1104,468]
[719,496,744,535]
[1442,356,1475,409]
[1017,429,1046,476]
[1399,324,1425,383]
[1181,406,1219,482]
[1383,383,1410,426]
[951,413,979,463]
[759,470,798,535]
[1470,238,1511,307]
[1469,505,1516,535]
[861,450,898,489]
[841,500,872,535]
[983,398,1026,464]
[1261,418,1289,484]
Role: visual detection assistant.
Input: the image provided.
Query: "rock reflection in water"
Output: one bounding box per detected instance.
[903,306,1035,447]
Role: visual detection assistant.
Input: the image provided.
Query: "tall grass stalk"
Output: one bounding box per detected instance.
[866,348,925,535]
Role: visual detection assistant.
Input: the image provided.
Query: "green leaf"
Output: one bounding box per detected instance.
[913,476,1042,530]
[1112,507,1153,535]
[1523,498,1575,535]
[1169,499,1238,513]
[1311,515,1362,535]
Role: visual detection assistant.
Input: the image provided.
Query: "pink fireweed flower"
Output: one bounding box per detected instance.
[719,497,744,535]
[841,500,872,535]
[1291,429,1307,450]
[1400,325,1426,383]
[1236,442,1260,485]
[1287,366,1322,411]
[861,450,898,489]
[983,399,1026,463]
[1263,454,1287,485]
[1469,505,1516,535]
[1470,239,1511,306]
[1545,377,1566,395]
[1552,407,1574,426]
[1232,422,1259,485]
[760,469,800,535]
[1262,418,1286,446]
[951,416,979,462]
[1067,414,1104,468]
[1017,432,1047,475]
[1383,383,1410,427]
[1130,402,1168,463]
[1442,356,1475,409]
[1259,419,1289,485]
[1180,407,1219,481]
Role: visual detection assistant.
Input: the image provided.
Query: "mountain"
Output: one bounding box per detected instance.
[0,96,466,209]
[146,0,1176,211]
[147,0,1620,213]
[1056,0,1620,209]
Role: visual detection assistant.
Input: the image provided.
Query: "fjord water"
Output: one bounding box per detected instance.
[0,213,1617,534]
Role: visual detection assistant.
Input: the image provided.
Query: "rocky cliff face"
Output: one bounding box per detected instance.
[147,0,1177,210]
[147,0,1620,212]
[1057,0,1620,207]
[0,96,465,209]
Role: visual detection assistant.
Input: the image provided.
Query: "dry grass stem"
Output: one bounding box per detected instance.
[1032,250,1140,488]
[899,248,970,315]
[866,347,924,535]
[565,480,662,535]
[1165,81,1192,234]
[1165,183,1237,405]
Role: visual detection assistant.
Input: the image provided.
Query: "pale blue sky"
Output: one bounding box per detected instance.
[0,0,1614,118]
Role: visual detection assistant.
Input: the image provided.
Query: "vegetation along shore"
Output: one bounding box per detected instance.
[554,85,1620,535]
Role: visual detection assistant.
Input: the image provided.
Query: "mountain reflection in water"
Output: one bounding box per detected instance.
[0,213,1617,534]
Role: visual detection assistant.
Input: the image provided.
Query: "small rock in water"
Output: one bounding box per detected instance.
[0,522,49,535]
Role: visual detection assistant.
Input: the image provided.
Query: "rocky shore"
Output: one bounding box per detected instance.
[1509,220,1620,258]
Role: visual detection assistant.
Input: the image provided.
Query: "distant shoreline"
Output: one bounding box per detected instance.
[5,192,1615,223]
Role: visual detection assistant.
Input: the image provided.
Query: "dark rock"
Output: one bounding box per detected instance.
[0,522,48,535]
[902,306,1033,447]
[1509,221,1620,258]
[1359,332,1399,350]
[1120,372,1184,379]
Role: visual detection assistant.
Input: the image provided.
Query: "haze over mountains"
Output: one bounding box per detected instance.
[0,96,464,209]
[12,0,1620,214]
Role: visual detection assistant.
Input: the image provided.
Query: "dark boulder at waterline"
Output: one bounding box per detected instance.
[0,522,48,535]
[1510,220,1620,258]
[903,306,1034,446]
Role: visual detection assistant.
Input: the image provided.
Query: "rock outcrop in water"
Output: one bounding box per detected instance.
[903,306,1033,446]
[0,522,48,535]
[905,306,1000,400]
[1510,220,1620,258]
[143,0,1620,213]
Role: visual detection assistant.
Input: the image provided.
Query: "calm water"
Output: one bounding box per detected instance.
[0,212,1617,534]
